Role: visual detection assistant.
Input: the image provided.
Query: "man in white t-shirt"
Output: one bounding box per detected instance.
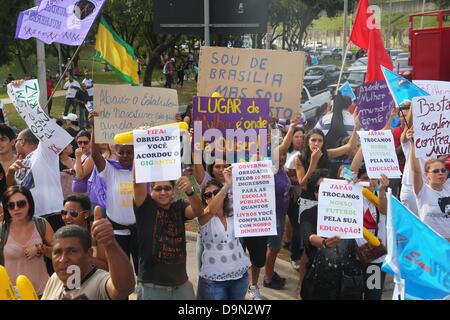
[82,72,94,102]
[63,74,80,116]
[89,112,138,272]
[6,129,64,231]
[42,222,135,300]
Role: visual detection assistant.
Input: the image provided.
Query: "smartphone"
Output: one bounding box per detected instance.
[85,101,94,113]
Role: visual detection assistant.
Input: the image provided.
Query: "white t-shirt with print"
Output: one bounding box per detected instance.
[82,78,94,97]
[63,80,80,98]
[15,143,63,216]
[415,179,450,239]
[99,161,135,234]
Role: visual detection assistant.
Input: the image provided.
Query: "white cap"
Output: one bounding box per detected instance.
[171,58,175,62]
[63,113,78,122]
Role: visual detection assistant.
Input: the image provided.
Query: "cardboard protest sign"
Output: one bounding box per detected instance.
[232,161,277,237]
[412,95,450,158]
[357,130,402,179]
[7,80,72,154]
[94,84,178,144]
[339,81,356,101]
[413,80,450,96]
[133,126,181,183]
[198,46,304,119]
[356,80,394,131]
[317,179,363,239]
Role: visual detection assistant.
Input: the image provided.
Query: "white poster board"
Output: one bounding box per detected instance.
[413,80,450,96]
[412,95,450,158]
[133,126,181,183]
[7,80,72,154]
[357,130,402,179]
[232,161,277,237]
[317,179,363,239]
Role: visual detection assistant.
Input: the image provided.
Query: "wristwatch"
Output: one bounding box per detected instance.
[322,239,328,249]
[185,186,195,197]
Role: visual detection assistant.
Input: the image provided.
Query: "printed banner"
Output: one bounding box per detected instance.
[356,80,394,131]
[382,196,450,300]
[317,179,363,239]
[339,81,356,101]
[232,161,277,238]
[133,126,181,183]
[413,80,450,97]
[7,80,72,154]
[357,130,402,179]
[94,84,178,144]
[198,46,304,119]
[412,95,450,158]
[15,0,106,45]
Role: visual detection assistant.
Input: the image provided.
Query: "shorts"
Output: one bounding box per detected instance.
[267,214,286,251]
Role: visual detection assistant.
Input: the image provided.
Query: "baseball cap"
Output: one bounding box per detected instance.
[63,113,78,122]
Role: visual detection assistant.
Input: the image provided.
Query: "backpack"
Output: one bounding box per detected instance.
[0,216,46,266]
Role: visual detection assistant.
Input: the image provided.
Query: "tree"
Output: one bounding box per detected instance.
[269,0,357,50]
[0,0,34,72]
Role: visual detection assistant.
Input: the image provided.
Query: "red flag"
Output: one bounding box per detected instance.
[365,28,393,83]
[349,0,370,50]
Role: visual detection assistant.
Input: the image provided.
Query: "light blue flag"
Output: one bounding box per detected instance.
[381,66,430,106]
[339,81,356,101]
[382,195,450,300]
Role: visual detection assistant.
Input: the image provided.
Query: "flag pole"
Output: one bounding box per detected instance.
[335,42,351,96]
[42,43,83,113]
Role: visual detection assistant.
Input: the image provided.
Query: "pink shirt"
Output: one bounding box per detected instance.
[4,226,49,295]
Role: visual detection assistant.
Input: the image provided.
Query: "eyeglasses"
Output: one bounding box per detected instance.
[153,186,173,192]
[7,200,28,210]
[203,189,220,199]
[428,168,448,174]
[61,209,81,218]
[77,140,89,145]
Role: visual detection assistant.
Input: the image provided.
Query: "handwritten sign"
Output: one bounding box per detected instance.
[232,161,277,237]
[413,80,450,96]
[198,46,304,119]
[412,95,450,158]
[317,179,363,239]
[7,80,72,154]
[356,80,394,131]
[133,126,181,183]
[94,84,178,144]
[357,130,402,179]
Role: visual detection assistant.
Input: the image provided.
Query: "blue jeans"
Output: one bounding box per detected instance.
[197,273,248,300]
[64,97,76,116]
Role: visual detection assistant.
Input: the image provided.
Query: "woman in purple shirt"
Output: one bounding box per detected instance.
[72,130,94,193]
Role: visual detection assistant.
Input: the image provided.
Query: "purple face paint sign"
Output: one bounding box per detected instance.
[356,80,395,131]
[16,0,106,45]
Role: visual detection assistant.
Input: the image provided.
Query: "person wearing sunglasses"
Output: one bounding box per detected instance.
[0,185,54,297]
[73,130,94,194]
[408,128,450,240]
[197,168,251,300]
[61,194,108,270]
[133,169,203,300]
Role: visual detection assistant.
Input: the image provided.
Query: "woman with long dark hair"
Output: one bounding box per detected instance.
[0,186,54,296]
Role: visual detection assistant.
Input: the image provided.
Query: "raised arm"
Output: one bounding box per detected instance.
[193,163,206,185]
[132,161,148,208]
[88,112,106,173]
[407,128,423,195]
[91,209,135,300]
[350,147,363,175]
[400,108,413,144]
[177,176,204,220]
[74,150,94,179]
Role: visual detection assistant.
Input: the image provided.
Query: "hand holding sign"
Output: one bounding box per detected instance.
[223,166,233,187]
[91,206,115,248]
[323,236,341,248]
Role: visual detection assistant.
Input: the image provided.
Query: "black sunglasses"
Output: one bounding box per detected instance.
[61,209,81,218]
[153,186,173,192]
[429,168,448,174]
[203,189,220,199]
[7,200,28,210]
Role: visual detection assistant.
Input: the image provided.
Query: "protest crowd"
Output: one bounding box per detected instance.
[0,0,449,302]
